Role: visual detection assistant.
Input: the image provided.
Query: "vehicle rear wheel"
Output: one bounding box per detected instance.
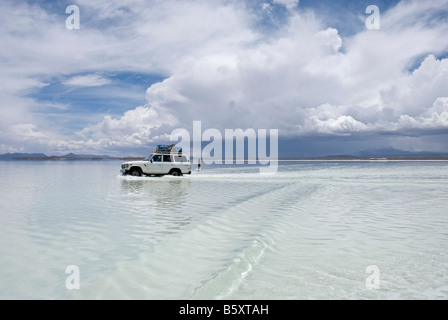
[130,168,142,177]
[171,169,181,176]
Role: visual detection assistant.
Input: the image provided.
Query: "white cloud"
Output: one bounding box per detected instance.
[314,28,342,54]
[62,74,111,87]
[138,2,448,137]
[398,97,448,130]
[380,55,448,117]
[301,115,368,135]
[1,0,448,154]
[9,124,45,140]
[77,105,178,147]
[273,0,299,10]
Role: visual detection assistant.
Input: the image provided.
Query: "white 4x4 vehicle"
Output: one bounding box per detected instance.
[121,145,191,177]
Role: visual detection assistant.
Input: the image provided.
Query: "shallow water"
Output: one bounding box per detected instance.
[0,160,447,299]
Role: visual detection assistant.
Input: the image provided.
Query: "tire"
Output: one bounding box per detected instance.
[171,169,182,176]
[130,168,142,177]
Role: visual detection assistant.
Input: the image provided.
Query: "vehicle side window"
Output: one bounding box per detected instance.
[153,155,162,162]
[173,155,188,162]
[163,155,171,162]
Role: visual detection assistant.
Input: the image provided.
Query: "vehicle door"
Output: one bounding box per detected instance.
[162,154,174,173]
[147,154,163,174]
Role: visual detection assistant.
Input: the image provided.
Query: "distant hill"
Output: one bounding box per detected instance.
[1,149,447,161]
[355,148,446,157]
[0,152,116,160]
[59,153,114,159]
[0,153,48,160]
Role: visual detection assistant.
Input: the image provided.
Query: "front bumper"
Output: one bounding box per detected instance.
[120,169,129,175]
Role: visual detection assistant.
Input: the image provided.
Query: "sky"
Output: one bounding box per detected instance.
[1,0,448,157]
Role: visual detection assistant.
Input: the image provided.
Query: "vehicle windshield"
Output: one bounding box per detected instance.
[152,155,162,162]
[144,154,152,161]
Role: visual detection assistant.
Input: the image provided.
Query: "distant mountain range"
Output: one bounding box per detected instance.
[0,153,142,160]
[1,148,447,161]
[354,148,447,157]
[0,153,49,160]
[283,148,448,160]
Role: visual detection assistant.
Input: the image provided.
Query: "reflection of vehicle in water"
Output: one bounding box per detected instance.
[120,144,191,177]
[120,177,191,209]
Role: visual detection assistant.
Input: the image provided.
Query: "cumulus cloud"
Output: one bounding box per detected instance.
[397,97,448,130]
[380,55,448,117]
[77,105,178,146]
[273,0,299,10]
[137,2,448,139]
[301,115,369,135]
[62,74,111,87]
[1,0,448,155]
[9,124,45,140]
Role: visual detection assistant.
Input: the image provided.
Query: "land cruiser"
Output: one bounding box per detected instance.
[120,145,191,177]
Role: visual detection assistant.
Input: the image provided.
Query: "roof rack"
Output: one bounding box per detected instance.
[155,144,182,154]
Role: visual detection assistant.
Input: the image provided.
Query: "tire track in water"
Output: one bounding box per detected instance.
[80,175,315,299]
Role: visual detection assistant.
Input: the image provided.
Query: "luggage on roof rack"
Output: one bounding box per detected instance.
[155,144,182,153]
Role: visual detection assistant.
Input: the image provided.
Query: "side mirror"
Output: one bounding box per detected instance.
[150,159,153,163]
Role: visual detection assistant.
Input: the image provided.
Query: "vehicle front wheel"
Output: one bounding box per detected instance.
[129,168,142,177]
